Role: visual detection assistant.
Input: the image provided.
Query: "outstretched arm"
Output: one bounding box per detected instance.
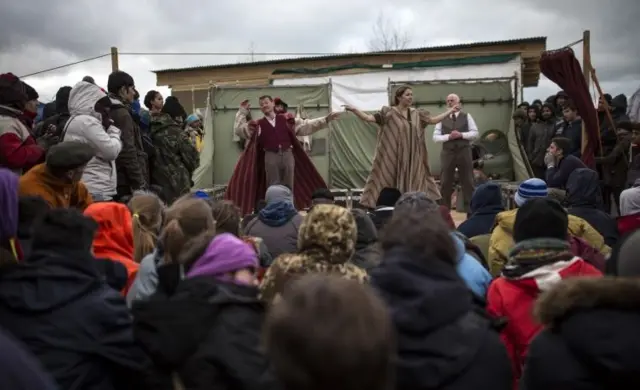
[426,106,456,124]
[294,115,331,136]
[234,107,251,139]
[343,105,377,123]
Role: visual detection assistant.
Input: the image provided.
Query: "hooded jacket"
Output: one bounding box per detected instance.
[521,277,640,390]
[132,234,280,390]
[488,209,609,275]
[371,246,512,390]
[259,204,368,303]
[566,168,619,247]
[64,81,122,197]
[84,202,138,294]
[458,182,505,239]
[350,209,382,272]
[0,208,147,390]
[487,248,601,382]
[18,163,93,210]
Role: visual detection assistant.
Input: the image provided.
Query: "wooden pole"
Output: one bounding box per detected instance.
[591,68,617,133]
[110,47,119,72]
[581,30,591,155]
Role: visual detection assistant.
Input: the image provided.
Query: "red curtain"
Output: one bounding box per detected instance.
[539,48,599,168]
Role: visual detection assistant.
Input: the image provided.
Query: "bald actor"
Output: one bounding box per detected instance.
[432,93,479,212]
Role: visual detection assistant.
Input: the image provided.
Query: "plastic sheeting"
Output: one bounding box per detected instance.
[192,92,215,188]
[628,84,640,122]
[273,57,522,111]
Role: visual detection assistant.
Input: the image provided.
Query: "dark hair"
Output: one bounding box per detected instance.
[517,102,529,108]
[393,86,411,105]
[551,137,571,155]
[265,274,395,390]
[208,200,241,236]
[258,95,273,102]
[311,188,334,201]
[143,90,161,110]
[380,206,456,265]
[617,121,635,131]
[562,99,578,111]
[527,105,540,118]
[107,70,134,94]
[162,96,188,124]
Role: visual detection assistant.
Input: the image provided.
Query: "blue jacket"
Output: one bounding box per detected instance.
[452,232,493,300]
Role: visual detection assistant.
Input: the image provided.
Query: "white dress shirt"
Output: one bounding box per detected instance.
[432,112,480,143]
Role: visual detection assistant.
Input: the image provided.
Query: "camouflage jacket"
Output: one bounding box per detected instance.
[149,113,199,204]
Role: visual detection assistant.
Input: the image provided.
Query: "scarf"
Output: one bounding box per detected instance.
[258,201,297,227]
[502,238,574,279]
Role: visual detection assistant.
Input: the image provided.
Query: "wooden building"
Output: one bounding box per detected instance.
[154,37,546,111]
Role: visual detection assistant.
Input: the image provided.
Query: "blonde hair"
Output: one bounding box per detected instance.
[161,198,216,265]
[128,192,165,263]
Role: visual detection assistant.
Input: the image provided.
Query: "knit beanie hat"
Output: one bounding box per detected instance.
[514,178,548,207]
[513,198,568,242]
[22,82,38,101]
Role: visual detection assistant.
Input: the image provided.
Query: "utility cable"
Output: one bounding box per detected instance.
[119,49,543,56]
[19,54,109,78]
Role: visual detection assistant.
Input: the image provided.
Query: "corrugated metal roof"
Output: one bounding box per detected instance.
[153,37,546,74]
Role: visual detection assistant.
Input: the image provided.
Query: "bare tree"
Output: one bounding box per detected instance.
[367,12,412,52]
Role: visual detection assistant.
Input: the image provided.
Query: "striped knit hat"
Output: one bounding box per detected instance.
[514,178,548,207]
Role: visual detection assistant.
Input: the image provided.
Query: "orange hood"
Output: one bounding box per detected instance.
[84,202,137,275]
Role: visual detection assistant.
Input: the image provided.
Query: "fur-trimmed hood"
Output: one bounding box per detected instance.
[528,277,640,383]
[535,277,640,327]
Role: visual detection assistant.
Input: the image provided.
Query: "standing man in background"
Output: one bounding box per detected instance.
[433,93,479,212]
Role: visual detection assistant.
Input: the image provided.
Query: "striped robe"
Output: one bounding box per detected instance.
[360,106,441,208]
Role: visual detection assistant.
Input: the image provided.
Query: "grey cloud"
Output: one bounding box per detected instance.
[1,0,638,102]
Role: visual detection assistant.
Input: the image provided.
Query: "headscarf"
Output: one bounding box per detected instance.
[0,73,27,112]
[186,233,258,285]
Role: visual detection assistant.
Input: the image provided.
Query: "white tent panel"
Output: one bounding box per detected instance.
[273,57,522,111]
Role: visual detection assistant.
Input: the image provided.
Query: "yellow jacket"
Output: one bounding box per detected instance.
[488,209,610,276]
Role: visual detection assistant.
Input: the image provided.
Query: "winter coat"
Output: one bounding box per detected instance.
[565,168,619,247]
[458,182,505,239]
[18,163,93,210]
[488,209,609,275]
[487,254,601,383]
[110,97,148,197]
[133,278,281,390]
[245,209,303,260]
[521,277,640,390]
[64,82,122,197]
[350,210,382,272]
[526,120,555,168]
[546,154,589,189]
[0,327,58,390]
[84,202,138,295]
[371,246,512,390]
[148,112,199,204]
[0,247,147,389]
[0,104,44,174]
[452,232,492,300]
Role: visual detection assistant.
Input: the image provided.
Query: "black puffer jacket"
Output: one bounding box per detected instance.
[521,277,640,390]
[370,247,511,390]
[133,277,281,390]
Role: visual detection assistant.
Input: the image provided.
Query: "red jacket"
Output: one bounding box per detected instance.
[617,213,640,237]
[486,258,601,385]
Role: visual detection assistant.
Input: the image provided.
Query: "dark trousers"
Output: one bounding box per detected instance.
[440,145,474,212]
[603,185,624,216]
[264,149,295,190]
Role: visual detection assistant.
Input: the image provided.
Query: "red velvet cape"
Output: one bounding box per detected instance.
[225,115,327,214]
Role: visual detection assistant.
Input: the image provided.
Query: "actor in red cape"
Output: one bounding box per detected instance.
[226,96,338,214]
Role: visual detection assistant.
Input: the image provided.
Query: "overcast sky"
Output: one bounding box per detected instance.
[2,0,638,105]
